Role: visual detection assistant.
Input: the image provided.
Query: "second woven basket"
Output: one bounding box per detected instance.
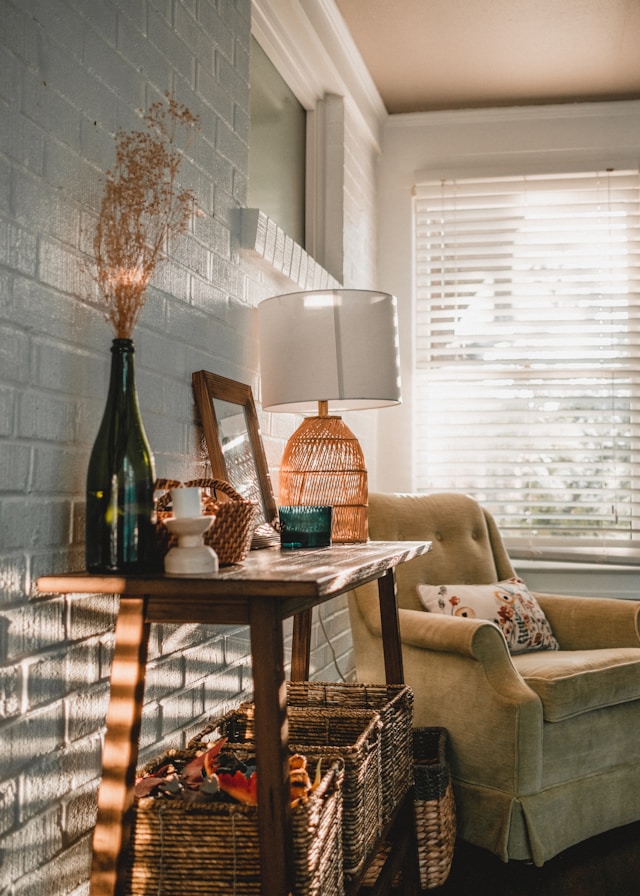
[412,727,456,890]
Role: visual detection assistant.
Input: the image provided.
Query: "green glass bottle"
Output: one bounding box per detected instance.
[86,338,156,573]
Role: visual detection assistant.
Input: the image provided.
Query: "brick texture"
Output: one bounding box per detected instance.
[0,1,376,891]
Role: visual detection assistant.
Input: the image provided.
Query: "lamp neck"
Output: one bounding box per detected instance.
[318,400,329,417]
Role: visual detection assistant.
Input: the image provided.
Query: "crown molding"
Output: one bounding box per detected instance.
[387,98,640,129]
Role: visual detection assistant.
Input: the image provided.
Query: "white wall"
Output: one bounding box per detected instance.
[375,100,640,493]
[0,1,381,892]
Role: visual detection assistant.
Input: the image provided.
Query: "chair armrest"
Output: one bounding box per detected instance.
[396,608,543,793]
[349,587,543,792]
[397,607,536,698]
[360,595,537,703]
[398,606,483,653]
[535,593,640,649]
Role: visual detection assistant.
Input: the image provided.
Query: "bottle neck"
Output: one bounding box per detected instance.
[108,338,136,406]
[110,337,135,358]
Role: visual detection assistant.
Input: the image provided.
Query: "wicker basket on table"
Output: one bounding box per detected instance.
[192,704,384,883]
[155,478,257,566]
[125,745,345,896]
[412,727,456,890]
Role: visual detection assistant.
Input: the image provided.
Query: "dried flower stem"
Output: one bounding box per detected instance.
[93,93,200,338]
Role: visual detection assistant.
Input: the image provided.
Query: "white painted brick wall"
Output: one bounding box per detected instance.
[0,1,378,891]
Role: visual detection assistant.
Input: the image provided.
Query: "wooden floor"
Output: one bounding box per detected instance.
[434,822,640,896]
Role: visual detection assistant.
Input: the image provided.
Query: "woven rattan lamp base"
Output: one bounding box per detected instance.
[279,415,368,542]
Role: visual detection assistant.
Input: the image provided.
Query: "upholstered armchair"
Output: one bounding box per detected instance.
[348,492,640,866]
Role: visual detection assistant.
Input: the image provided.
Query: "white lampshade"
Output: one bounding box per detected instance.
[258,289,402,413]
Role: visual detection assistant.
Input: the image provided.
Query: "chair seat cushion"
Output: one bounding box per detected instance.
[514,648,640,721]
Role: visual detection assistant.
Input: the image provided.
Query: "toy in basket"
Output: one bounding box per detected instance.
[155,478,257,566]
[126,738,345,896]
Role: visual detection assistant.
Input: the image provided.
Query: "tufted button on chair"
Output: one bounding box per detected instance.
[348,491,640,865]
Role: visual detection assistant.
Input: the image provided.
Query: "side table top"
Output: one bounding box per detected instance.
[37,541,432,602]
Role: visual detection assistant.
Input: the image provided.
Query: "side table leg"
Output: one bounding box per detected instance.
[291,608,312,680]
[377,569,405,683]
[90,597,150,896]
[249,598,292,896]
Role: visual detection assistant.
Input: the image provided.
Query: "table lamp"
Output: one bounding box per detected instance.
[258,289,401,542]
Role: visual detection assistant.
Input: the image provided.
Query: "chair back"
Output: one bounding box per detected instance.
[367,492,516,612]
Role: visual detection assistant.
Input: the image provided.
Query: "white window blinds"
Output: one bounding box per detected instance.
[414,170,640,543]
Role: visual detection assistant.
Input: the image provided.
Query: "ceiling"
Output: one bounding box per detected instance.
[334,0,640,114]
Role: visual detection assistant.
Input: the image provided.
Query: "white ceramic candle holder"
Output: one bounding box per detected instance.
[163,516,219,575]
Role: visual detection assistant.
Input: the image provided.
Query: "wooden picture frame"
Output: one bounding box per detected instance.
[192,370,278,528]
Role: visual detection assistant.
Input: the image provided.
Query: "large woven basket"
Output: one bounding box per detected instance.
[125,747,344,896]
[192,705,383,882]
[285,681,413,825]
[155,477,257,565]
[412,727,456,890]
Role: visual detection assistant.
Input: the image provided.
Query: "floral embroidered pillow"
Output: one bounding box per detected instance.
[416,577,559,654]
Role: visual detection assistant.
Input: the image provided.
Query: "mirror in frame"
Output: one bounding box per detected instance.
[192,370,278,532]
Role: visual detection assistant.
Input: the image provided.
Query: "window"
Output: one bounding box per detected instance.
[414,170,640,544]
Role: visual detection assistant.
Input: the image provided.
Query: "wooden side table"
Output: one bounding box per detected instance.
[38,540,431,896]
